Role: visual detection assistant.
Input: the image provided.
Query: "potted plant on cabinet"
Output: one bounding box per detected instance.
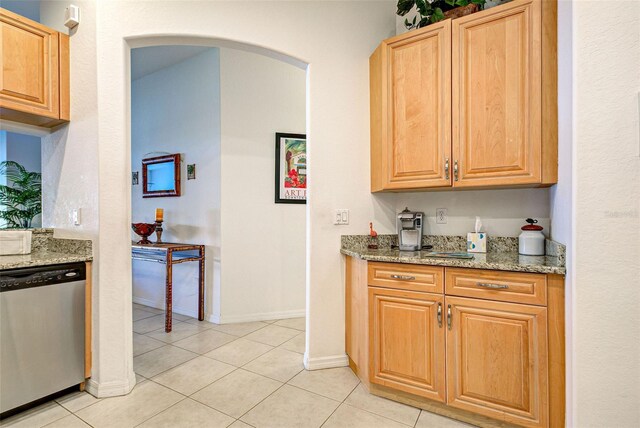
[0,161,42,228]
[397,0,486,30]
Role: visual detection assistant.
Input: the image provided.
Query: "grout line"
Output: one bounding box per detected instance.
[131,396,189,428]
[61,394,103,418]
[185,368,264,422]
[135,350,200,379]
[133,318,185,336]
[132,311,159,321]
[132,342,193,361]
[317,380,361,427]
[340,381,421,427]
[186,366,241,398]
[240,359,304,384]
[235,381,289,423]
[201,344,274,368]
[413,409,422,427]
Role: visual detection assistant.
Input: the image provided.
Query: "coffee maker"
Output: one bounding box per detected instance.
[397,207,424,251]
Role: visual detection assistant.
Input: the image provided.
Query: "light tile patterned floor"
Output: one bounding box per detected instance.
[0,304,475,428]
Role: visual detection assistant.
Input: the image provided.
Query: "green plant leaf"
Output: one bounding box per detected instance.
[0,161,41,229]
[417,16,430,28]
[430,7,445,22]
[445,0,456,6]
[470,0,485,4]
[396,0,416,16]
[415,0,429,16]
[456,0,470,6]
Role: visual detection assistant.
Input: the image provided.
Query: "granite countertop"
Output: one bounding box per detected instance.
[0,251,93,270]
[341,234,566,275]
[0,229,93,271]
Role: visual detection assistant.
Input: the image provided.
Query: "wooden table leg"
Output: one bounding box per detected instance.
[198,245,205,321]
[165,250,173,332]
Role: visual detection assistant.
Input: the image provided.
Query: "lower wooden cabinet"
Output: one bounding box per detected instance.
[369,287,445,402]
[446,296,548,427]
[345,258,564,428]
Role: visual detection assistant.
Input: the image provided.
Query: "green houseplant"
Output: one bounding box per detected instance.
[0,160,42,228]
[397,0,486,29]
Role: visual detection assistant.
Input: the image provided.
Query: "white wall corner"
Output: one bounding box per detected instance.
[85,370,136,398]
[303,353,349,371]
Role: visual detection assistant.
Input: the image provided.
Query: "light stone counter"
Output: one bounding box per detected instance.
[0,229,92,270]
[341,234,566,275]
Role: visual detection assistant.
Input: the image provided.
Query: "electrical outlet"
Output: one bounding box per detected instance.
[436,208,447,224]
[334,209,350,225]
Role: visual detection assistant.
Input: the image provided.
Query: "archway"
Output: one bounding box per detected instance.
[89,34,310,397]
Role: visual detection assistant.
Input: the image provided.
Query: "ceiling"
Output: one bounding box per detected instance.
[131,46,212,81]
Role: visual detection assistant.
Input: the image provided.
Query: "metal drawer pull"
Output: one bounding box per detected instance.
[477,282,509,290]
[437,303,442,328]
[390,274,416,281]
[445,158,450,179]
[447,305,452,330]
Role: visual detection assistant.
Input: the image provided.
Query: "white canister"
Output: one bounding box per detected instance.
[518,219,545,256]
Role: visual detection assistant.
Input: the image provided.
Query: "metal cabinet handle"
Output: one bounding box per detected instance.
[477,282,509,290]
[437,303,442,328]
[445,158,450,180]
[447,304,452,330]
[390,274,416,281]
[453,161,459,181]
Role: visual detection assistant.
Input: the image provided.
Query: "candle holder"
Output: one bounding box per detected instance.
[154,220,164,243]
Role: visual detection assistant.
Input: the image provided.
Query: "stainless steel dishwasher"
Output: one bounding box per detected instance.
[0,262,86,413]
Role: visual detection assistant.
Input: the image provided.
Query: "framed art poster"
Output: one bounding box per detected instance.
[275,132,306,204]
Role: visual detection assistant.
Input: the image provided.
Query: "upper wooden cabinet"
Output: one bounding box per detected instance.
[370,20,452,191]
[370,0,557,191]
[0,8,70,128]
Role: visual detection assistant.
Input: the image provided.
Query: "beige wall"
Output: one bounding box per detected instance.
[219,48,306,323]
[572,0,640,426]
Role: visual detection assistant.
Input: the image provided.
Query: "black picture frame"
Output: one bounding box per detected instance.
[275,132,307,204]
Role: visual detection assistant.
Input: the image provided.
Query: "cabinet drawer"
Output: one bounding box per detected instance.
[368,262,443,293]
[445,268,546,306]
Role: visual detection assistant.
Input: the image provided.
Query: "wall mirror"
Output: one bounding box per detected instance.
[142,154,181,198]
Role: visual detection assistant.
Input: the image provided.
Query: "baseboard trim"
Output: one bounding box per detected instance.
[133,297,304,325]
[304,353,349,370]
[208,309,306,325]
[85,371,136,398]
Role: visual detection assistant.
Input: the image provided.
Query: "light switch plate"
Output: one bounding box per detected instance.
[334,209,350,225]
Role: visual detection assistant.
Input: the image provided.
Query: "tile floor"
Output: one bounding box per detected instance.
[1,304,475,428]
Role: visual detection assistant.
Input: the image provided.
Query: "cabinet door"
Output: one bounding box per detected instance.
[372,20,451,191]
[369,287,445,402]
[0,8,60,119]
[446,296,548,427]
[452,0,542,187]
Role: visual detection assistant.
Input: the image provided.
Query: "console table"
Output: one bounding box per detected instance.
[131,242,205,332]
